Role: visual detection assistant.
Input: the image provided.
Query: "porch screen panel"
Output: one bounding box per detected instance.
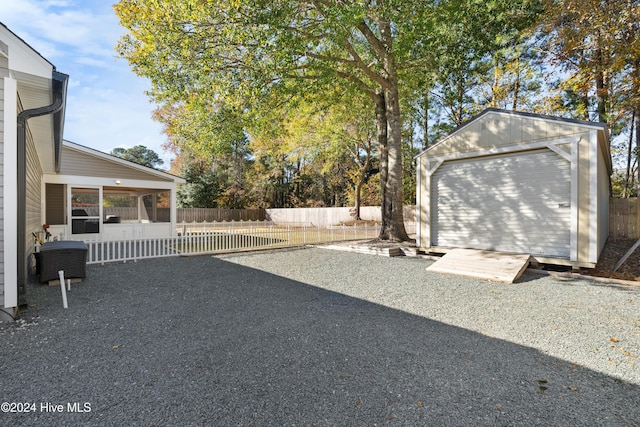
[71,187,100,234]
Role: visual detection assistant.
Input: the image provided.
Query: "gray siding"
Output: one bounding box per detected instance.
[25,127,42,278]
[61,147,173,182]
[431,149,572,258]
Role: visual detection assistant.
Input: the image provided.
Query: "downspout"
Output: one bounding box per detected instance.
[16,71,68,307]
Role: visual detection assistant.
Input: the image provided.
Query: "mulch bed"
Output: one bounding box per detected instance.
[577,239,640,282]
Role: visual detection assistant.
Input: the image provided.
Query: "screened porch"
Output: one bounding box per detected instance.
[44,183,176,241]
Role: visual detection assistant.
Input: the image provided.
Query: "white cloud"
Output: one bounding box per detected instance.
[0,0,174,166]
[74,56,111,68]
[1,1,117,59]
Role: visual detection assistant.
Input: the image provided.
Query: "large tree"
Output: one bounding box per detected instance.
[115,0,540,240]
[537,0,639,194]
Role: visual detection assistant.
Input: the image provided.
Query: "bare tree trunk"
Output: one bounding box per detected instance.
[491,66,499,108]
[512,58,520,111]
[595,68,607,123]
[625,111,635,197]
[375,16,409,242]
[636,104,640,197]
[354,143,371,221]
[634,61,640,197]
[380,81,409,241]
[375,89,390,236]
[423,94,429,149]
[455,77,465,126]
[582,88,590,121]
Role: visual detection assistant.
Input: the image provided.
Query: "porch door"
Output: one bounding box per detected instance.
[70,187,101,235]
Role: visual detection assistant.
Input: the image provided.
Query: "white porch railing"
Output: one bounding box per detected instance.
[83,222,416,265]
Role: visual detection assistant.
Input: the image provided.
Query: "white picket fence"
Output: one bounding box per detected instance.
[82,222,414,264]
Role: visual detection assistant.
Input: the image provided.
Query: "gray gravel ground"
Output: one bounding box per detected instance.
[1,247,639,426]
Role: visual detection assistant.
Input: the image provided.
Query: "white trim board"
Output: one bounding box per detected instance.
[3,76,18,308]
[425,137,580,176]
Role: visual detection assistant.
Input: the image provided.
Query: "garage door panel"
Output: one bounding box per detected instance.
[432,149,571,258]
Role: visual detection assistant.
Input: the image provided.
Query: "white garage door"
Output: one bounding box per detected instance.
[431,149,571,258]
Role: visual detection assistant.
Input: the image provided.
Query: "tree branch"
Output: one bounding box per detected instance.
[356,21,388,59]
[341,38,388,87]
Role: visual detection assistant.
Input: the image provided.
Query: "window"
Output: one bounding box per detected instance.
[71,187,100,234]
[103,193,138,222]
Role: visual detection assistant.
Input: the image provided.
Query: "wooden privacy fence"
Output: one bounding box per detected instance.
[177,208,266,222]
[176,205,416,225]
[610,198,640,240]
[95,207,260,222]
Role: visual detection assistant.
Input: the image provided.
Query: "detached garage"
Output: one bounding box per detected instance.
[415,109,612,268]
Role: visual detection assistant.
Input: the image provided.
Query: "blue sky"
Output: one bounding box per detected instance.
[0,0,174,168]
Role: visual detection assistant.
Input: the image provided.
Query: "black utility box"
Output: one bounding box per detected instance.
[38,241,88,283]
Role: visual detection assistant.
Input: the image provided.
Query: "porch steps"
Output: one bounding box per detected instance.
[426,248,532,283]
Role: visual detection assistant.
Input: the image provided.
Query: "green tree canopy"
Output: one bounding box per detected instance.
[110,145,164,169]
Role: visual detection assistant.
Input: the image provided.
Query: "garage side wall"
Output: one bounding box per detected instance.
[416,156,428,248]
[577,129,595,265]
[596,133,611,262]
[574,128,610,266]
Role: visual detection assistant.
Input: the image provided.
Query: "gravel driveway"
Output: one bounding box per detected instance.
[1,247,639,426]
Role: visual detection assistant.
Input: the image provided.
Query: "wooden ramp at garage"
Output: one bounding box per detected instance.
[426,248,532,283]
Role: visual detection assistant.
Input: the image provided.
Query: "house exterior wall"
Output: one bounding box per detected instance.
[416,110,610,267]
[25,126,42,277]
[60,147,174,182]
[1,24,68,315]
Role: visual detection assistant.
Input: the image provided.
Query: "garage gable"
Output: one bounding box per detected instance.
[425,109,597,159]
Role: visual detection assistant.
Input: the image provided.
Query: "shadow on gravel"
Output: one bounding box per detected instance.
[1,256,638,426]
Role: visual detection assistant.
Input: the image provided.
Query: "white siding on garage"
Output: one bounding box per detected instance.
[431,149,572,258]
